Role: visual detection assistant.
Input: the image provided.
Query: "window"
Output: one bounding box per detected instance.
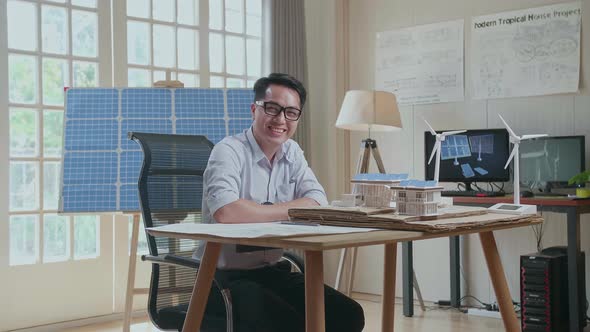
[3,0,267,266]
[124,0,201,87]
[209,0,263,88]
[6,0,104,265]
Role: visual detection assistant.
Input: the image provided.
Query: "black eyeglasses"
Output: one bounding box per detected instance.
[255,101,302,121]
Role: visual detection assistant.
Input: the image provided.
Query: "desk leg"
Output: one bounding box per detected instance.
[182,242,221,332]
[402,241,413,317]
[479,232,519,332]
[450,235,461,308]
[123,214,140,332]
[305,251,325,332]
[382,243,398,332]
[566,207,581,332]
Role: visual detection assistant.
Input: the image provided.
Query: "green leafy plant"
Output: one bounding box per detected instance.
[568,170,590,185]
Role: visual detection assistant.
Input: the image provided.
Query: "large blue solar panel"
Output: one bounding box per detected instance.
[60,88,254,213]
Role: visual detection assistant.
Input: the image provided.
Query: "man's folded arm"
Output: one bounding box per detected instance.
[213,197,318,224]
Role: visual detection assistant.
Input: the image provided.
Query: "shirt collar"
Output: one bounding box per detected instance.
[246,127,289,164]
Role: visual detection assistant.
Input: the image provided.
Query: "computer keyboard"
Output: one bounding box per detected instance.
[441,190,505,197]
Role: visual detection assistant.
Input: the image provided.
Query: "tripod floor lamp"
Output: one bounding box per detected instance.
[336,90,402,174]
[334,90,425,311]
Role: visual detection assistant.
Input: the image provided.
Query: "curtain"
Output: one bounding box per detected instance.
[271,0,310,158]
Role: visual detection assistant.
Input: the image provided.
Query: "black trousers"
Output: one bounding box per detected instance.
[204,260,365,332]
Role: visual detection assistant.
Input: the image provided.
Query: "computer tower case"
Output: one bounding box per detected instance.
[520,246,587,332]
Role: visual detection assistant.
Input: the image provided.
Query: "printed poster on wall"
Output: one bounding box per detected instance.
[375,19,464,106]
[471,1,581,100]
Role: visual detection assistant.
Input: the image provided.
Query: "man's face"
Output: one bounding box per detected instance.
[251,84,301,152]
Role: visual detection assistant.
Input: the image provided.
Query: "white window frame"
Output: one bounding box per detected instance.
[2,0,113,266]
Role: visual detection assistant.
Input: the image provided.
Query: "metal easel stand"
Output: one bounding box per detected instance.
[334,139,425,312]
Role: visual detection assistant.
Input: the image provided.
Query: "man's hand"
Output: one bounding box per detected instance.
[213,197,319,224]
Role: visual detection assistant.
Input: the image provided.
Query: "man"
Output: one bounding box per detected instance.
[195,73,365,332]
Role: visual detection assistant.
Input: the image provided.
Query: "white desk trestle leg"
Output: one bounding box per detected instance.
[123,214,142,332]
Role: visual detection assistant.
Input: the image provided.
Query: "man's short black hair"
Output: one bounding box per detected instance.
[253,73,307,108]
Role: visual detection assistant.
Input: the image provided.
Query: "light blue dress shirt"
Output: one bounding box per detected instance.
[195,127,328,269]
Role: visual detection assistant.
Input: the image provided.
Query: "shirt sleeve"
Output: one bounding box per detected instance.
[290,146,329,206]
[204,142,242,216]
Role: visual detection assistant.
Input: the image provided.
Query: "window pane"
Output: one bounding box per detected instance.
[72,10,98,57]
[43,110,64,157]
[246,0,261,37]
[226,35,244,75]
[10,108,39,158]
[71,0,97,8]
[177,73,199,87]
[246,38,261,77]
[210,76,224,88]
[129,217,148,255]
[8,0,37,51]
[128,68,151,87]
[43,161,61,210]
[127,21,151,65]
[247,79,255,88]
[42,58,69,106]
[127,0,150,18]
[74,215,99,259]
[209,33,223,73]
[209,0,223,30]
[153,25,176,68]
[225,0,244,33]
[177,0,198,25]
[153,0,175,22]
[44,214,69,262]
[10,161,40,211]
[42,5,68,55]
[226,77,245,88]
[10,215,39,265]
[178,28,198,70]
[9,54,38,104]
[73,61,98,87]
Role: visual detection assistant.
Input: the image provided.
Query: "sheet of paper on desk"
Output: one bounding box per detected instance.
[147,222,379,238]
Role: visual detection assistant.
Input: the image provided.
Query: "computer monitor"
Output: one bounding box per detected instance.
[424,128,510,190]
[519,135,585,191]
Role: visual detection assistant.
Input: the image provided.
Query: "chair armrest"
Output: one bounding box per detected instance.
[141,254,200,269]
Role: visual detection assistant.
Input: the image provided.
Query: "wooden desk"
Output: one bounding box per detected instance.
[148,214,541,332]
[449,198,590,332]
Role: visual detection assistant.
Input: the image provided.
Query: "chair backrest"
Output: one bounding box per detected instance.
[130,132,215,330]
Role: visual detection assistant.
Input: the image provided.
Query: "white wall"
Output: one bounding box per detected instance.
[306,0,590,312]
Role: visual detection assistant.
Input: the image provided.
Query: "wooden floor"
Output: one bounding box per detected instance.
[62,298,511,332]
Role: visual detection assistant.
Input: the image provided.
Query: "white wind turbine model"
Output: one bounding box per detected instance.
[423,118,466,183]
[497,114,547,211]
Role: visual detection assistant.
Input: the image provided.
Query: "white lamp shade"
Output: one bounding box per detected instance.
[335,90,402,132]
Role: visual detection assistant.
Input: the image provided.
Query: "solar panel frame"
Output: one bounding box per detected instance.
[59,88,254,213]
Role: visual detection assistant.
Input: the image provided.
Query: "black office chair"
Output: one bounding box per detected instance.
[130,132,304,332]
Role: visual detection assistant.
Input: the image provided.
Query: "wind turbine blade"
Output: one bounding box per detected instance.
[423,118,437,136]
[428,141,440,164]
[443,130,467,136]
[521,134,548,140]
[504,147,517,169]
[498,114,518,138]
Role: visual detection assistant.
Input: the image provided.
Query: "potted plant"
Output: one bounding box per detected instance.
[568,170,590,198]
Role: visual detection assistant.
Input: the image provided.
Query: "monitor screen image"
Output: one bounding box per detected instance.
[424,128,510,183]
[519,135,585,185]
